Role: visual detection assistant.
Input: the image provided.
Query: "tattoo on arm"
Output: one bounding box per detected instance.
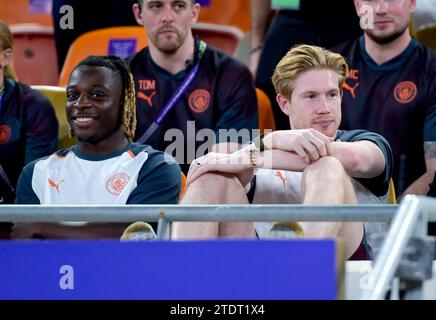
[424,141,436,159]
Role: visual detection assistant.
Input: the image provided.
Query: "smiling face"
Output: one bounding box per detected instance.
[355,0,416,44]
[66,65,124,146]
[133,0,199,53]
[277,69,342,138]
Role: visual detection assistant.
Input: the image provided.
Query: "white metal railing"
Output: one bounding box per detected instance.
[0,204,399,222]
[1,198,435,300]
[0,204,399,239]
[361,195,436,300]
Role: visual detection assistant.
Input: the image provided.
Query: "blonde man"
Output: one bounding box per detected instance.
[172,45,393,260]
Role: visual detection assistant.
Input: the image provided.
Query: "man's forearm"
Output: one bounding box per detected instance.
[330,141,386,178]
[260,149,308,172]
[404,143,436,197]
[250,0,274,48]
[402,172,433,196]
[235,145,307,186]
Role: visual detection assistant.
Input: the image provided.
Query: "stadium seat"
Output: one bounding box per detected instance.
[409,19,416,37]
[0,0,53,27]
[198,0,250,33]
[58,26,148,87]
[10,24,58,85]
[192,22,244,55]
[256,88,276,133]
[415,22,436,51]
[388,178,397,205]
[31,85,75,149]
[180,172,187,198]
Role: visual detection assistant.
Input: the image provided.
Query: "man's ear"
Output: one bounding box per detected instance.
[353,0,362,16]
[191,3,201,24]
[2,48,13,65]
[409,0,417,14]
[276,93,291,116]
[132,3,144,26]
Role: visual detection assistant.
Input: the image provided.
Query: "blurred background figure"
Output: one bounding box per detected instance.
[334,0,436,198]
[0,20,58,237]
[129,0,258,174]
[250,0,362,130]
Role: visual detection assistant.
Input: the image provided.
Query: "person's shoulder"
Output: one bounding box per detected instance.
[130,143,179,167]
[126,46,149,68]
[127,142,162,158]
[410,40,436,70]
[331,37,360,56]
[414,39,436,59]
[131,143,182,181]
[204,45,249,72]
[411,41,436,84]
[21,151,56,176]
[14,82,54,108]
[33,146,75,167]
[52,147,75,158]
[15,81,42,97]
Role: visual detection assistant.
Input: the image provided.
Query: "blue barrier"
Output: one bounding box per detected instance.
[0,239,337,300]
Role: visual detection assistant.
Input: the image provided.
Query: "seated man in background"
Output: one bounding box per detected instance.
[334,0,436,198]
[12,55,181,239]
[250,0,362,130]
[0,21,58,238]
[129,0,258,173]
[172,45,393,260]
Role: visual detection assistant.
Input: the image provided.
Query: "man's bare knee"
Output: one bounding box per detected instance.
[304,156,346,180]
[181,172,248,204]
[302,156,356,204]
[175,173,250,240]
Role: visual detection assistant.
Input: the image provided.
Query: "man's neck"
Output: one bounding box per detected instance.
[364,30,411,65]
[149,34,196,75]
[76,132,129,157]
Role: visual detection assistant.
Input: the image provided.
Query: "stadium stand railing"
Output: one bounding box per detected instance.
[361,195,435,300]
[0,196,435,299]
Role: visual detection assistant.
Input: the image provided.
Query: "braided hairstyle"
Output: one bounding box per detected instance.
[70,55,137,141]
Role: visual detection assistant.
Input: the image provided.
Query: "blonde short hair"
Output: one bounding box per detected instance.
[272,44,349,100]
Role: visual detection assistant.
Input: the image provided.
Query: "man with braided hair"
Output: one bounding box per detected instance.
[12,55,181,239]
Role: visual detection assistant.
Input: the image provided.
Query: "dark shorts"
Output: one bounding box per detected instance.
[349,227,372,260]
[349,240,370,260]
